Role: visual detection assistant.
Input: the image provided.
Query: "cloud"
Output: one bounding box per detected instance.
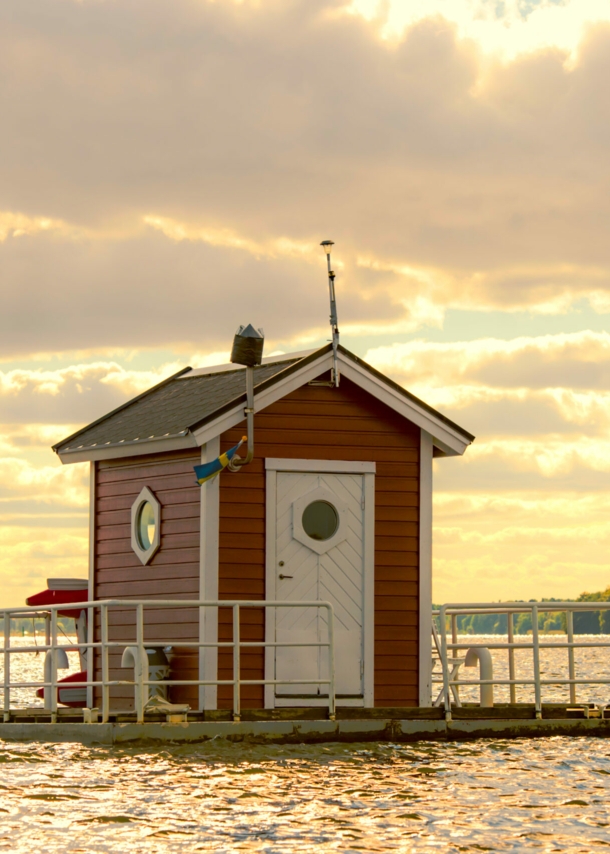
[1,1,610,357]
[432,490,610,600]
[365,331,610,392]
[349,0,610,60]
[0,361,183,424]
[0,457,89,507]
[0,526,88,609]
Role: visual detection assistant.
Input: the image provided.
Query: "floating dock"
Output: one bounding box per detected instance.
[2,706,609,746]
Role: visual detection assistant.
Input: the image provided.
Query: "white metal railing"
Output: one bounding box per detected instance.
[0,599,336,723]
[434,601,610,719]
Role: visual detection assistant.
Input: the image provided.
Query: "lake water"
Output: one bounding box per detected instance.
[1,636,610,851]
[1,738,609,852]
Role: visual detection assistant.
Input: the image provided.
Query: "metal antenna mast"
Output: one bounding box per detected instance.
[320,240,339,387]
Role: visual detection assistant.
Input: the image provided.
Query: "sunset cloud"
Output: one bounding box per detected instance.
[1,0,610,605]
[1,1,610,358]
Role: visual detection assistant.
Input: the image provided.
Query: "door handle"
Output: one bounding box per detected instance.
[279,574,293,580]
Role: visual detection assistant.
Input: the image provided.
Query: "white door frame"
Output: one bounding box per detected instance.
[264,458,376,709]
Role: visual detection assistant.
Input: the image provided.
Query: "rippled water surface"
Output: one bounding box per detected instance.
[3,637,610,851]
[1,737,610,852]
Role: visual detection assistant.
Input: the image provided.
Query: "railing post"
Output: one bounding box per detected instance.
[86,605,94,710]
[450,613,460,704]
[327,604,336,720]
[136,604,145,723]
[507,611,516,704]
[567,609,576,705]
[531,605,542,718]
[50,609,58,722]
[233,604,240,721]
[440,606,451,719]
[101,604,110,723]
[3,613,10,722]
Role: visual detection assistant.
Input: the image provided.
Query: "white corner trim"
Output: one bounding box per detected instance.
[418,431,433,707]
[199,437,220,711]
[363,471,375,708]
[264,468,278,710]
[86,462,96,709]
[266,458,376,474]
[338,357,471,456]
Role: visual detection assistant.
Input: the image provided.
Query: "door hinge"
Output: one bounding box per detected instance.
[361,496,365,510]
[360,659,364,678]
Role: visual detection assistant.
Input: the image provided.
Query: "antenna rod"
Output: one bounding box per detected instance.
[321,240,340,387]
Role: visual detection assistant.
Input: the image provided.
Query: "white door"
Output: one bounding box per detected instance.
[271,470,368,704]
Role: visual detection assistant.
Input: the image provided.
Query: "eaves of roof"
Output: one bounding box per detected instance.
[52,341,474,461]
[51,366,193,454]
[338,346,475,444]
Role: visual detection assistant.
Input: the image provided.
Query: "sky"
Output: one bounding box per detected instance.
[2,0,610,607]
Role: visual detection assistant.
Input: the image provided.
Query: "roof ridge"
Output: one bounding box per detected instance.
[186,344,332,433]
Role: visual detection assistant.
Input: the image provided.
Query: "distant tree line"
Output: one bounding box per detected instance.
[8,615,75,638]
[435,587,610,635]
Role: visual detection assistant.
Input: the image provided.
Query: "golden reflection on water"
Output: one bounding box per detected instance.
[1,737,609,852]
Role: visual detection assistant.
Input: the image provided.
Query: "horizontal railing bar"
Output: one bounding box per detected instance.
[434,602,610,614]
[0,599,335,615]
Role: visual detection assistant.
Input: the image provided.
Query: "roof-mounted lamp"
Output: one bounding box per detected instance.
[228,324,264,469]
[320,240,340,387]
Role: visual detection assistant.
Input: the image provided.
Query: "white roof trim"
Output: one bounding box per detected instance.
[337,355,470,456]
[195,348,471,456]
[57,345,472,464]
[192,350,333,445]
[57,433,197,464]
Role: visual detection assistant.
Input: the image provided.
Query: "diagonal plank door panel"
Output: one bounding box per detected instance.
[275,471,365,698]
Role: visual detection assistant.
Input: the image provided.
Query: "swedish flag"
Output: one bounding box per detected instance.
[194,437,246,485]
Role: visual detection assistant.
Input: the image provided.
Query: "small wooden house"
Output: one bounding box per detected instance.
[53,343,473,711]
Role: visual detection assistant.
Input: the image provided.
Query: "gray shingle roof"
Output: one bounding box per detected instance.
[53,356,301,453]
[53,343,474,457]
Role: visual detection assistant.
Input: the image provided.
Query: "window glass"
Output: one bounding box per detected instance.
[302,500,339,541]
[137,501,156,550]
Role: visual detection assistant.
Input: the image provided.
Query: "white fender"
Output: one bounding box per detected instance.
[43,648,70,710]
[121,646,144,719]
[121,646,140,669]
[465,646,494,708]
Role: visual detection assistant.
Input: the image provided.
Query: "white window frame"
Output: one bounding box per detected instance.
[131,486,161,566]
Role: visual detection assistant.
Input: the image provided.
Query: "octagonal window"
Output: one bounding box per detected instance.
[131,486,161,565]
[302,500,339,541]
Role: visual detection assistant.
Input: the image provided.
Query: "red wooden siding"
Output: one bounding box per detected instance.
[94,449,201,709]
[218,376,420,709]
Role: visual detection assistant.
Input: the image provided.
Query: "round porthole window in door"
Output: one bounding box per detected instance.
[302,500,339,541]
[292,487,347,555]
